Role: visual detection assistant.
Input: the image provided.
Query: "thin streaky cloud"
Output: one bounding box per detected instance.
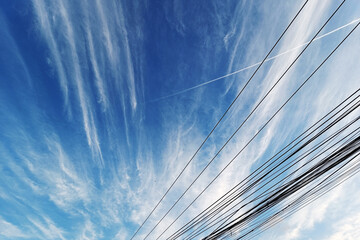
[85,18,109,111]
[32,0,70,113]
[95,0,115,63]
[148,17,360,103]
[57,0,104,166]
[1,1,359,239]
[113,1,138,111]
[0,217,27,238]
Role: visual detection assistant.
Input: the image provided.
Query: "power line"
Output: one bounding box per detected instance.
[207,137,360,239]
[170,96,360,239]
[151,1,347,238]
[182,18,360,238]
[168,88,360,239]
[235,149,360,240]
[184,121,360,239]
[200,108,360,238]
[192,125,360,240]
[129,1,310,239]
[241,156,360,240]
[178,106,360,239]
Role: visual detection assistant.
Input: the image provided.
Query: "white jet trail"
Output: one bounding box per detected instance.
[149,17,360,102]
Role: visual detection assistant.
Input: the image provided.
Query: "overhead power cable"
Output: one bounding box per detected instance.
[241,155,360,240]
[206,136,360,239]
[183,121,360,240]
[168,88,360,239]
[234,148,360,240]
[174,99,360,239]
[129,1,310,239]
[151,1,348,238]
[185,130,360,239]
[186,123,360,240]
[173,19,360,238]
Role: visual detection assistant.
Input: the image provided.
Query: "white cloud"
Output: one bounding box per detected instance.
[32,0,70,113]
[84,13,109,111]
[29,217,66,240]
[328,212,360,240]
[2,0,360,239]
[32,0,104,166]
[78,220,103,240]
[0,217,28,238]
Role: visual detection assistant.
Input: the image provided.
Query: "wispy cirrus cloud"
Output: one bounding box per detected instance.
[33,0,104,166]
[125,1,360,239]
[1,0,360,239]
[0,217,28,239]
[32,0,70,113]
[328,212,360,240]
[29,217,66,240]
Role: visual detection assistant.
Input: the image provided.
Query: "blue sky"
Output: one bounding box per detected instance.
[0,0,360,239]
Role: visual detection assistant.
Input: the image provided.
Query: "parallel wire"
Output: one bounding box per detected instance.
[185,119,360,240]
[202,108,360,237]
[152,2,348,238]
[168,88,360,239]
[186,125,359,239]
[177,101,360,240]
[130,1,310,238]
[130,1,310,239]
[235,151,360,240]
[224,151,360,240]
[168,13,360,240]
[241,157,360,240]
[208,138,360,239]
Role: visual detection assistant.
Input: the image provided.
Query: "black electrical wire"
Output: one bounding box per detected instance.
[206,137,360,239]
[237,151,360,240]
[223,140,360,239]
[201,115,360,238]
[155,5,354,239]
[185,121,360,240]
[238,145,360,240]
[128,1,310,239]
[242,156,360,240]
[170,94,360,239]
[203,19,360,236]
[151,2,348,239]
[214,149,360,240]
[172,92,360,240]
[168,88,360,239]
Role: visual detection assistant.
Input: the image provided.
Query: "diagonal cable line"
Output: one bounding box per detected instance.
[182,111,360,240]
[172,101,360,240]
[201,108,360,238]
[151,1,347,238]
[242,155,360,240]
[196,125,360,240]
[168,88,360,239]
[203,120,360,239]
[221,131,360,240]
[181,19,360,239]
[129,1,310,239]
[208,138,360,239]
[233,149,360,240]
[185,122,360,240]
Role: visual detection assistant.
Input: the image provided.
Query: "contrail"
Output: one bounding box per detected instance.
[149,17,360,103]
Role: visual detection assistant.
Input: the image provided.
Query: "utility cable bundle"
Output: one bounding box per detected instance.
[130,1,310,239]
[129,0,360,239]
[204,132,360,240]
[157,2,359,239]
[168,88,360,239]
